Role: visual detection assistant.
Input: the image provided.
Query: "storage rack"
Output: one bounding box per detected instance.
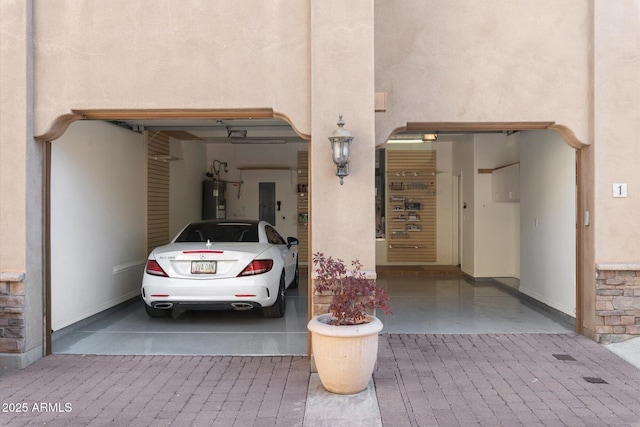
[386,150,437,262]
[296,151,309,263]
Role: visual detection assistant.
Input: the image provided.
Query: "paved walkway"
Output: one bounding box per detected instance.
[375,334,640,426]
[2,333,640,426]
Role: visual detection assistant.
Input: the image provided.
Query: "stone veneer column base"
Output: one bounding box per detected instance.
[595,264,640,344]
[0,271,28,370]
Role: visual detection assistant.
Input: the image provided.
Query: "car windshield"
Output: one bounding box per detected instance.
[175,222,259,243]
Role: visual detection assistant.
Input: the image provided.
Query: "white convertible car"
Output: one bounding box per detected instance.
[141,220,299,318]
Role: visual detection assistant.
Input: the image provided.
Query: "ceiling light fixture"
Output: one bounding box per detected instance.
[422,132,438,142]
[227,129,247,139]
[387,132,432,144]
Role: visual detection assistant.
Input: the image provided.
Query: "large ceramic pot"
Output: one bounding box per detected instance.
[307,313,383,394]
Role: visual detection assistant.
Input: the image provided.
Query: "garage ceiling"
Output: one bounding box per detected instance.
[109,118,305,144]
[110,118,521,146]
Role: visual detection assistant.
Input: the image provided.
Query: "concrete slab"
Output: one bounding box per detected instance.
[304,374,382,427]
[605,336,640,370]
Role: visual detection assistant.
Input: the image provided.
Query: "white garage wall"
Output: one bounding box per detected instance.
[452,135,476,275]
[51,121,146,331]
[451,133,521,277]
[169,139,207,237]
[520,131,576,317]
[473,134,520,278]
[206,143,308,240]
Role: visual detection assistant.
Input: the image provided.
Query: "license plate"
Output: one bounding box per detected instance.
[191,261,217,274]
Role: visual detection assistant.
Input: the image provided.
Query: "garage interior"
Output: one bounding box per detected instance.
[49,118,576,356]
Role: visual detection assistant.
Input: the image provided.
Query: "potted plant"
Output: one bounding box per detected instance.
[307,252,391,394]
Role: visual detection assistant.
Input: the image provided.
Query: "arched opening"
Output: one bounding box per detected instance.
[39,109,312,357]
[373,122,585,335]
[37,112,589,353]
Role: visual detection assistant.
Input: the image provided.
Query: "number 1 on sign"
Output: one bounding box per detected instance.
[613,183,627,198]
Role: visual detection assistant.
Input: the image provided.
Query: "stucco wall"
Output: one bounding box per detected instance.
[32,0,311,137]
[310,0,376,271]
[0,0,30,272]
[0,0,44,368]
[374,0,591,146]
[592,2,640,263]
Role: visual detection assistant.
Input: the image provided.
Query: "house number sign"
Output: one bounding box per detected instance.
[613,183,628,198]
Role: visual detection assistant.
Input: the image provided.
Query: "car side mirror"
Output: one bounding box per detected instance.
[287,237,299,248]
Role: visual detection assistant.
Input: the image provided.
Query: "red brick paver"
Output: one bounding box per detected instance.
[375,333,640,426]
[1,355,308,426]
[1,334,640,426]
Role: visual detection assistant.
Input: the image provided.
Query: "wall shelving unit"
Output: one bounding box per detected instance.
[386,150,437,262]
[296,151,309,263]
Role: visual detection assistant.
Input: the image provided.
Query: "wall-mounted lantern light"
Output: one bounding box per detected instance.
[328,115,354,185]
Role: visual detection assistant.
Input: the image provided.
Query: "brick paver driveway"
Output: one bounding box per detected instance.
[2,333,639,426]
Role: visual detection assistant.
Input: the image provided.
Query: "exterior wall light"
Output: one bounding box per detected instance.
[328,115,354,185]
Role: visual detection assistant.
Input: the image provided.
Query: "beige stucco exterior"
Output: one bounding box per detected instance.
[0,0,29,272]
[1,0,640,369]
[374,0,592,146]
[592,1,640,261]
[32,1,311,137]
[310,1,376,269]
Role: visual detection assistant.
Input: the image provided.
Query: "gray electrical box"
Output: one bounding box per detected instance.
[203,180,226,220]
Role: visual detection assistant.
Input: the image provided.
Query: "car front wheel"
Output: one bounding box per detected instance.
[262,274,286,318]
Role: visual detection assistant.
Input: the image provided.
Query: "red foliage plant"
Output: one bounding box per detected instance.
[312,252,391,325]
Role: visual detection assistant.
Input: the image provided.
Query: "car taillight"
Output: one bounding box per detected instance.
[238,260,273,276]
[146,260,168,277]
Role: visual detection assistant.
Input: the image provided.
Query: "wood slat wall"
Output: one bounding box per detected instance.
[297,151,309,264]
[386,150,437,262]
[147,131,170,254]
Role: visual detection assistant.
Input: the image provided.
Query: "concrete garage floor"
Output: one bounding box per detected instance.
[52,273,573,356]
[52,285,310,356]
[376,275,574,334]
